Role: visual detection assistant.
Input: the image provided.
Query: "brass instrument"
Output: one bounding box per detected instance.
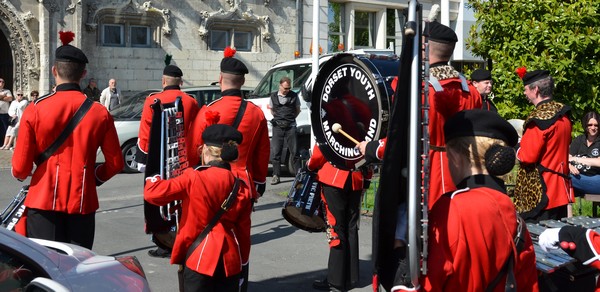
[144,97,188,248]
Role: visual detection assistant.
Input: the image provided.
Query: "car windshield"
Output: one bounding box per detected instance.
[250,64,312,99]
[110,90,157,120]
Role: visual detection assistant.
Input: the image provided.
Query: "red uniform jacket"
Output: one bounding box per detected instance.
[427,67,482,208]
[419,175,538,292]
[306,145,369,190]
[137,86,200,166]
[191,92,270,199]
[517,107,572,210]
[144,165,252,276]
[12,83,123,214]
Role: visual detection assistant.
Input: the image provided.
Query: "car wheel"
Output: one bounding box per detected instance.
[122,141,139,173]
[286,153,297,176]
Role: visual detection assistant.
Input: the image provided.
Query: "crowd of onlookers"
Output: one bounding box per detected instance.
[0,76,121,151]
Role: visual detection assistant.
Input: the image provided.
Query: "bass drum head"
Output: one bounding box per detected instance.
[310,53,390,170]
[282,206,326,233]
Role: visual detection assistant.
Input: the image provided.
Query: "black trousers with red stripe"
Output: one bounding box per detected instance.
[321,178,362,291]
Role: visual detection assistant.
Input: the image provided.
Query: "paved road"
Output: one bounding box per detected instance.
[0,167,375,292]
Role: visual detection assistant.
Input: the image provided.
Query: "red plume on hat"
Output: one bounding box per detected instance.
[515,66,527,79]
[224,47,236,58]
[205,110,221,125]
[59,31,75,46]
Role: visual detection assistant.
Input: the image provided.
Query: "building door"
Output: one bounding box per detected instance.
[0,30,13,91]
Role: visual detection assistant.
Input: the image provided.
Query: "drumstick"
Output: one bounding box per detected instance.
[332,123,360,145]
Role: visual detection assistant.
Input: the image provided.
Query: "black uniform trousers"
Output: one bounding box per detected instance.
[322,178,361,291]
[271,124,297,176]
[182,255,240,292]
[26,208,96,249]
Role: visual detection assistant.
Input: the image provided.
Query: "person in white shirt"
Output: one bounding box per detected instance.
[1,89,28,150]
[100,78,122,110]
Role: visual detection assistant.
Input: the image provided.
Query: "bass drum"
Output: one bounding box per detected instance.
[310,53,390,170]
[282,171,326,232]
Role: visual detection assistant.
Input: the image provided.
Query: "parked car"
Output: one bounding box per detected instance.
[0,227,150,291]
[96,86,252,173]
[248,49,399,174]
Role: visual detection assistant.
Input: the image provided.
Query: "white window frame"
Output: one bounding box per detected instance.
[130,25,151,48]
[101,24,125,47]
[209,28,253,52]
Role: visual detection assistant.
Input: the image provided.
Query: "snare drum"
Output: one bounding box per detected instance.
[282,171,326,232]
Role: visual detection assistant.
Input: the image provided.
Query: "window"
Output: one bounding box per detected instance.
[328,2,346,52]
[354,11,375,48]
[130,26,151,47]
[386,9,404,53]
[209,29,253,52]
[102,24,124,46]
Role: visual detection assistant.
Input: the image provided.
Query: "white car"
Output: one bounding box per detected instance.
[96,86,252,173]
[0,227,150,291]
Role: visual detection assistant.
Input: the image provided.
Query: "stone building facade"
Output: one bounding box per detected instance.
[0,0,469,97]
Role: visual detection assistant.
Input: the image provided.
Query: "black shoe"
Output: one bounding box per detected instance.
[312,278,330,291]
[148,248,171,258]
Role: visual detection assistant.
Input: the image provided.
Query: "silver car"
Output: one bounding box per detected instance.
[0,227,150,291]
[97,86,252,173]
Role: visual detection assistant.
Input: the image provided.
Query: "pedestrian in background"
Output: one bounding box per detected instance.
[100,78,122,110]
[1,89,28,150]
[83,78,101,102]
[270,76,300,185]
[29,90,39,102]
[568,111,600,197]
[0,77,13,141]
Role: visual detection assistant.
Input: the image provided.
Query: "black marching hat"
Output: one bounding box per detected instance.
[444,109,518,147]
[522,70,550,86]
[202,124,243,161]
[163,65,183,78]
[427,21,458,44]
[55,31,88,64]
[470,69,491,82]
[221,47,249,75]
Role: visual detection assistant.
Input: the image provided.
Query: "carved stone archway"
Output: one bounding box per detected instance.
[0,1,40,94]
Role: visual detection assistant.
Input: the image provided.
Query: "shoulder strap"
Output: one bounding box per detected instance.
[185,178,240,260]
[35,98,94,165]
[232,100,247,129]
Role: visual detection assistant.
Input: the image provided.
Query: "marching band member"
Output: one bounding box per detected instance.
[136,63,201,258]
[410,110,538,292]
[307,145,372,292]
[144,124,251,292]
[11,31,123,248]
[539,226,600,291]
[513,69,572,222]
[424,21,482,209]
[190,47,269,291]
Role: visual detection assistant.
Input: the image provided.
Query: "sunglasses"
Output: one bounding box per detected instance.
[17,94,23,96]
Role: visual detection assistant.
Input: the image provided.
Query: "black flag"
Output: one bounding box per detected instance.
[372,12,421,291]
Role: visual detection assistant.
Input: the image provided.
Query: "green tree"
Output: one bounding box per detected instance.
[467,1,600,134]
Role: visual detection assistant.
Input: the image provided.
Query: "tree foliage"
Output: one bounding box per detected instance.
[466,0,600,134]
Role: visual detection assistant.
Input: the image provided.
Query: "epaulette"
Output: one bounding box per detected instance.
[34,91,57,104]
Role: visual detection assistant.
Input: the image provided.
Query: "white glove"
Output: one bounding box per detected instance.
[539,228,561,252]
[137,162,146,173]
